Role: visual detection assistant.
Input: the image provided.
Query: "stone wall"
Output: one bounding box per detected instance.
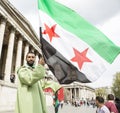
[0,80,17,112]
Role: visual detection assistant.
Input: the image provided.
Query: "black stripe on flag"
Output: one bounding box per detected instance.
[40,28,91,84]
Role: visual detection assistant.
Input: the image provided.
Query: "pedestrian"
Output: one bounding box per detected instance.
[41,75,62,113]
[105,94,118,113]
[53,91,60,113]
[15,52,48,113]
[10,73,15,83]
[60,100,64,108]
[96,96,110,113]
[115,97,120,113]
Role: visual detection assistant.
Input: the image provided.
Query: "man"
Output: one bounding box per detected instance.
[96,96,110,113]
[10,73,15,83]
[105,94,118,113]
[42,76,62,113]
[115,97,120,113]
[15,52,48,113]
[53,91,60,113]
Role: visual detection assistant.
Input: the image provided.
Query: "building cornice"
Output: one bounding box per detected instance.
[0,0,41,52]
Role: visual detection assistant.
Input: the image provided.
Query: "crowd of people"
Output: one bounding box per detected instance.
[70,99,96,108]
[65,94,120,113]
[96,94,120,113]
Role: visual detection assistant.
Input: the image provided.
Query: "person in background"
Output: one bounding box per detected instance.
[105,94,118,113]
[60,100,64,109]
[96,96,110,113]
[10,73,15,83]
[42,76,62,113]
[115,97,120,113]
[53,91,60,113]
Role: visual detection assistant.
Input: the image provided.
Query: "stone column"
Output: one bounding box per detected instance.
[23,42,29,65]
[70,88,72,100]
[15,36,23,71]
[0,17,7,58]
[79,88,81,99]
[35,52,39,66]
[86,89,88,99]
[74,88,76,99]
[83,87,87,100]
[15,36,23,83]
[81,88,84,99]
[77,88,80,98]
[4,27,15,82]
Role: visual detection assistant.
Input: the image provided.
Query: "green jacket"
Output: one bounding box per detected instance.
[15,64,48,113]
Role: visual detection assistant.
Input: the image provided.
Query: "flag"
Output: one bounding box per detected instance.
[38,0,120,84]
[57,87,64,101]
[42,80,62,93]
[40,31,90,84]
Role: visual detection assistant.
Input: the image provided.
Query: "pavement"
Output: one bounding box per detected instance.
[47,104,97,113]
[1,104,96,113]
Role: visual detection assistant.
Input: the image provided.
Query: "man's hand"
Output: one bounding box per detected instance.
[38,57,45,66]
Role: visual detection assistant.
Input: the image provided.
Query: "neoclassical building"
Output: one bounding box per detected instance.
[0,0,41,82]
[63,82,95,103]
[0,0,41,112]
[0,0,95,112]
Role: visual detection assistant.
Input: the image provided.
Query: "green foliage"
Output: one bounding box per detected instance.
[95,88,107,98]
[112,72,120,98]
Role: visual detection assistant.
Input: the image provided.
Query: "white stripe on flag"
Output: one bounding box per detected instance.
[39,10,109,81]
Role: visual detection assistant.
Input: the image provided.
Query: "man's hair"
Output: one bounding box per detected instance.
[96,96,104,103]
[26,51,35,58]
[26,51,43,59]
[107,94,114,100]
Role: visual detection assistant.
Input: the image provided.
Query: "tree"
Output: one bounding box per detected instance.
[95,88,107,98]
[112,72,120,98]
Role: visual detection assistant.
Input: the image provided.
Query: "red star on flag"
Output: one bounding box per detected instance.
[43,24,60,42]
[71,48,92,70]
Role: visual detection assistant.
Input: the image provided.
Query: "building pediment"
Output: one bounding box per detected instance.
[0,0,40,47]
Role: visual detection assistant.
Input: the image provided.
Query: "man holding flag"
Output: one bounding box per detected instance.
[15,51,62,113]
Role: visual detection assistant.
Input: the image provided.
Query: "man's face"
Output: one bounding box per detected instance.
[26,53,35,67]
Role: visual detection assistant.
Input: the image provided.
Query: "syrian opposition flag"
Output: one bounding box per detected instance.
[38,0,120,84]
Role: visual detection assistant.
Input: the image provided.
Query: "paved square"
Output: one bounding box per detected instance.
[47,104,96,113]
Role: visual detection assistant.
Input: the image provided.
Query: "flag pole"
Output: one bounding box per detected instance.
[39,27,42,39]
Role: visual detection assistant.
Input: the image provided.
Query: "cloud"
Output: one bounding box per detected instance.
[10,0,120,25]
[9,0,39,35]
[96,13,120,46]
[10,0,120,34]
[9,0,38,14]
[57,0,120,24]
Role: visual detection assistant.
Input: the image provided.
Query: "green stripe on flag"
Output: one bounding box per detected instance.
[38,0,120,63]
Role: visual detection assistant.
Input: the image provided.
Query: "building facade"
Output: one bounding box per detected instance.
[0,0,41,112]
[63,82,95,103]
[0,0,96,112]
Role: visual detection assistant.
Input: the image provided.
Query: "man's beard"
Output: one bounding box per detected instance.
[27,61,34,67]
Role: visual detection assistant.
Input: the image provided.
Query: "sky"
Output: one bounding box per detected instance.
[9,0,120,88]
